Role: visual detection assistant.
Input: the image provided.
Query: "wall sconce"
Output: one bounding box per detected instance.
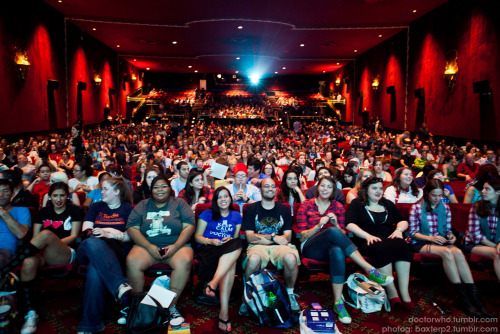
[372,76,380,91]
[93,73,102,87]
[444,49,458,94]
[131,74,137,82]
[335,77,341,86]
[14,48,30,86]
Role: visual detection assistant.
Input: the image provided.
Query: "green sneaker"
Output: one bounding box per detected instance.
[367,267,394,286]
[333,300,352,324]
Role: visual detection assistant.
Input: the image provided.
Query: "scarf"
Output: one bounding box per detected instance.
[420,200,447,237]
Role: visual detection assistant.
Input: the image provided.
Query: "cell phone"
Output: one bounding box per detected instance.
[159,247,167,257]
[311,303,322,310]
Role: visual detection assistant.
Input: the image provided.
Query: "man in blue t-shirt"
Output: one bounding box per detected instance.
[0,179,31,268]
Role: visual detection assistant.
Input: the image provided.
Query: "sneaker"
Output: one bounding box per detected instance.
[238,302,250,316]
[20,310,39,334]
[367,268,394,286]
[288,293,301,313]
[333,300,352,324]
[117,283,132,305]
[169,304,184,327]
[117,307,129,325]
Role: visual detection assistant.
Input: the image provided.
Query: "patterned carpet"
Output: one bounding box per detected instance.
[8,266,500,334]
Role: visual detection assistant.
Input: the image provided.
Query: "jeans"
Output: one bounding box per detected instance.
[302,227,357,284]
[76,237,130,332]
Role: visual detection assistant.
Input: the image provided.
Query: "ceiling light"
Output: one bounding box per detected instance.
[236,57,240,60]
[235,71,239,74]
[275,71,278,74]
[336,62,340,65]
[413,9,417,13]
[58,0,62,2]
[217,74,222,79]
[282,67,286,70]
[92,28,96,31]
[188,65,192,68]
[146,68,150,70]
[116,45,120,48]
[194,70,198,73]
[354,49,358,52]
[172,41,177,44]
[323,71,326,73]
[300,44,305,47]
[238,26,243,29]
[378,34,382,38]
[133,59,137,62]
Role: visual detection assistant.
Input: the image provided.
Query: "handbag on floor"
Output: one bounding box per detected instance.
[125,292,170,334]
[342,273,390,313]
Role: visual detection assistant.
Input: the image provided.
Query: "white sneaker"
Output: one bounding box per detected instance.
[288,293,301,313]
[20,310,38,334]
[169,304,184,327]
[117,306,128,325]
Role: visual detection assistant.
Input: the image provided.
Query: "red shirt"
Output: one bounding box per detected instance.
[457,162,480,178]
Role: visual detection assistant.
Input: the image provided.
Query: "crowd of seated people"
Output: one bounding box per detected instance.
[0,118,499,333]
[200,93,272,119]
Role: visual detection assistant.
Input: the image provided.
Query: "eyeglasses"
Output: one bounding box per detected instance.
[262,184,276,189]
[74,169,82,172]
[235,174,247,178]
[153,185,169,190]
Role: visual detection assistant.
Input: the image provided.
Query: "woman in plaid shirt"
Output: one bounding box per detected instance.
[463,180,500,282]
[296,176,394,325]
[409,179,493,318]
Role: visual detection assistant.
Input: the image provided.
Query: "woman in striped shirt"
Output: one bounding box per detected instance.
[409,179,493,318]
[463,180,500,282]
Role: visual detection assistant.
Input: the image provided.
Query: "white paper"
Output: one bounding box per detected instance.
[140,284,177,308]
[209,162,229,180]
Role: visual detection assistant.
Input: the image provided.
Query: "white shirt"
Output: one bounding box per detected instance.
[68,176,99,191]
[384,185,423,204]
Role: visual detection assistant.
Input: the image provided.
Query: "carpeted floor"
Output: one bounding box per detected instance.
[9,266,500,334]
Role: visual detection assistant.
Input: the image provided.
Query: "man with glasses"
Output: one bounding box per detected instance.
[225,163,261,212]
[240,178,301,314]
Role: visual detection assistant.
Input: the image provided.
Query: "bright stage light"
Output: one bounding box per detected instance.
[250,74,260,84]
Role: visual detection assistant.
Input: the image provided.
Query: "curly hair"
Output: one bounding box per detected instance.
[391,167,420,197]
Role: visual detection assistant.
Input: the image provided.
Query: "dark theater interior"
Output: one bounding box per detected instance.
[0,1,499,333]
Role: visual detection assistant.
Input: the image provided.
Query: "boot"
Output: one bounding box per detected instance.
[464,283,496,318]
[0,243,40,279]
[453,283,482,318]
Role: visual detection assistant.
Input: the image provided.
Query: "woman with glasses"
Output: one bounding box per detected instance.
[126,175,195,327]
[262,162,278,181]
[76,178,134,333]
[194,187,243,333]
[68,161,98,194]
[346,177,414,310]
[178,171,214,211]
[296,176,393,324]
[277,168,305,214]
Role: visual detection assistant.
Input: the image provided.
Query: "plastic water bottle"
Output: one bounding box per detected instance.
[268,291,277,306]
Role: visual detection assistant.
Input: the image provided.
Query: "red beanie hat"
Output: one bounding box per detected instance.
[233,163,248,176]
